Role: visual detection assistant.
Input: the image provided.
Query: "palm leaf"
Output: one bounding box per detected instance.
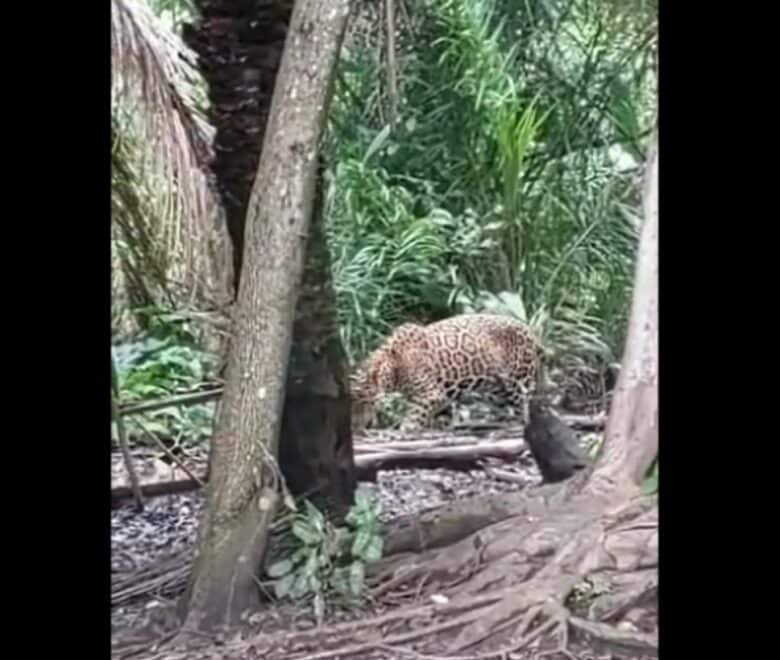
[111,0,230,302]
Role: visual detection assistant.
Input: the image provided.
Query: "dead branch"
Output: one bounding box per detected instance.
[118,386,223,417]
[112,358,144,512]
[111,435,534,507]
[112,549,193,607]
[354,438,526,472]
[384,0,398,121]
[112,478,202,506]
[449,411,605,433]
[134,418,205,487]
[482,465,527,485]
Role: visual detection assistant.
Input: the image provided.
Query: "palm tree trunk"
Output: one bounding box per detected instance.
[184,0,295,294]
[180,0,354,631]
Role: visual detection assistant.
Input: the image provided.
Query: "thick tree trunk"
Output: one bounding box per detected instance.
[179,0,354,632]
[184,1,295,294]
[278,159,356,516]
[185,1,355,512]
[585,127,658,498]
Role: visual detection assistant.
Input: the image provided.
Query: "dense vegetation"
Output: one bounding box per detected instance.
[112,0,656,433]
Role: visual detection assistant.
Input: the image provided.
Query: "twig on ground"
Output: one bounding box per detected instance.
[482,466,528,485]
[112,358,144,512]
[134,417,205,487]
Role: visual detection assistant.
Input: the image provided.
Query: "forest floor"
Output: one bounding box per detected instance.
[111,439,540,630]
[111,404,655,660]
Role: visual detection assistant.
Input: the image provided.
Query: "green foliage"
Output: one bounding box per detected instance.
[148,0,195,29]
[326,0,656,377]
[267,492,384,622]
[640,458,658,495]
[112,307,217,446]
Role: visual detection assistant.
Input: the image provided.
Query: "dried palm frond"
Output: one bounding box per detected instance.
[112,116,171,334]
[111,0,232,303]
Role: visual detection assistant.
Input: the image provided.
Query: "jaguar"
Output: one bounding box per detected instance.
[350,313,546,432]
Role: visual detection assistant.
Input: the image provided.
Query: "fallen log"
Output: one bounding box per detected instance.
[358,412,604,443]
[354,438,527,472]
[111,418,599,508]
[112,478,203,506]
[112,437,535,507]
[377,483,564,558]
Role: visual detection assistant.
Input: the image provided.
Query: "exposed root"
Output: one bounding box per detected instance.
[588,571,657,622]
[568,616,658,658]
[114,490,657,660]
[517,601,573,660]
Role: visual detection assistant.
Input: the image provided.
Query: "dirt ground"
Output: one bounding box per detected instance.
[112,409,655,660]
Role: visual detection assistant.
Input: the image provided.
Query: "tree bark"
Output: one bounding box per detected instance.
[184,0,295,295]
[585,126,658,498]
[179,0,354,632]
[278,157,356,516]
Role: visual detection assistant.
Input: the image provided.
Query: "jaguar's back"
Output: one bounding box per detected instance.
[350,313,545,431]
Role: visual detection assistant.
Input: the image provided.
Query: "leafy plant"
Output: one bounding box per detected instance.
[267,492,384,622]
[326,0,655,385]
[112,308,218,446]
[640,458,658,495]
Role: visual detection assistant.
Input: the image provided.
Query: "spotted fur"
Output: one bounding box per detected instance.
[350,314,545,432]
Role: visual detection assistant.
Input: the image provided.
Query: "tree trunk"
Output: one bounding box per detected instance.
[586,125,658,497]
[278,158,357,517]
[185,0,356,508]
[179,0,354,632]
[184,0,295,295]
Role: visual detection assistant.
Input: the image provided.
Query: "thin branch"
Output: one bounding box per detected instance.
[134,417,206,487]
[112,357,144,511]
[118,386,223,417]
[385,0,399,122]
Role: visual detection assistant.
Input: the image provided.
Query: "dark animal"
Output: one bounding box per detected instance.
[524,397,590,483]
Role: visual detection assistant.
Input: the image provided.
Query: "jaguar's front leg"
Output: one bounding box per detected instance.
[400,388,445,432]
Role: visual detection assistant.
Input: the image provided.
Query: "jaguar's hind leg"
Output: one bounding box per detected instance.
[500,376,532,425]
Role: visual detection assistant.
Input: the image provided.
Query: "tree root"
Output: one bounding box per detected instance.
[568,616,658,658]
[364,493,658,660]
[588,571,657,622]
[115,496,657,660]
[114,484,656,660]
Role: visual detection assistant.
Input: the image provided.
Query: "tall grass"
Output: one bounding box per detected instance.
[325,0,656,375]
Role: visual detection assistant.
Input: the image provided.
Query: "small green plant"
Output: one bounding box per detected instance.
[267,492,384,623]
[640,458,658,495]
[111,315,218,446]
